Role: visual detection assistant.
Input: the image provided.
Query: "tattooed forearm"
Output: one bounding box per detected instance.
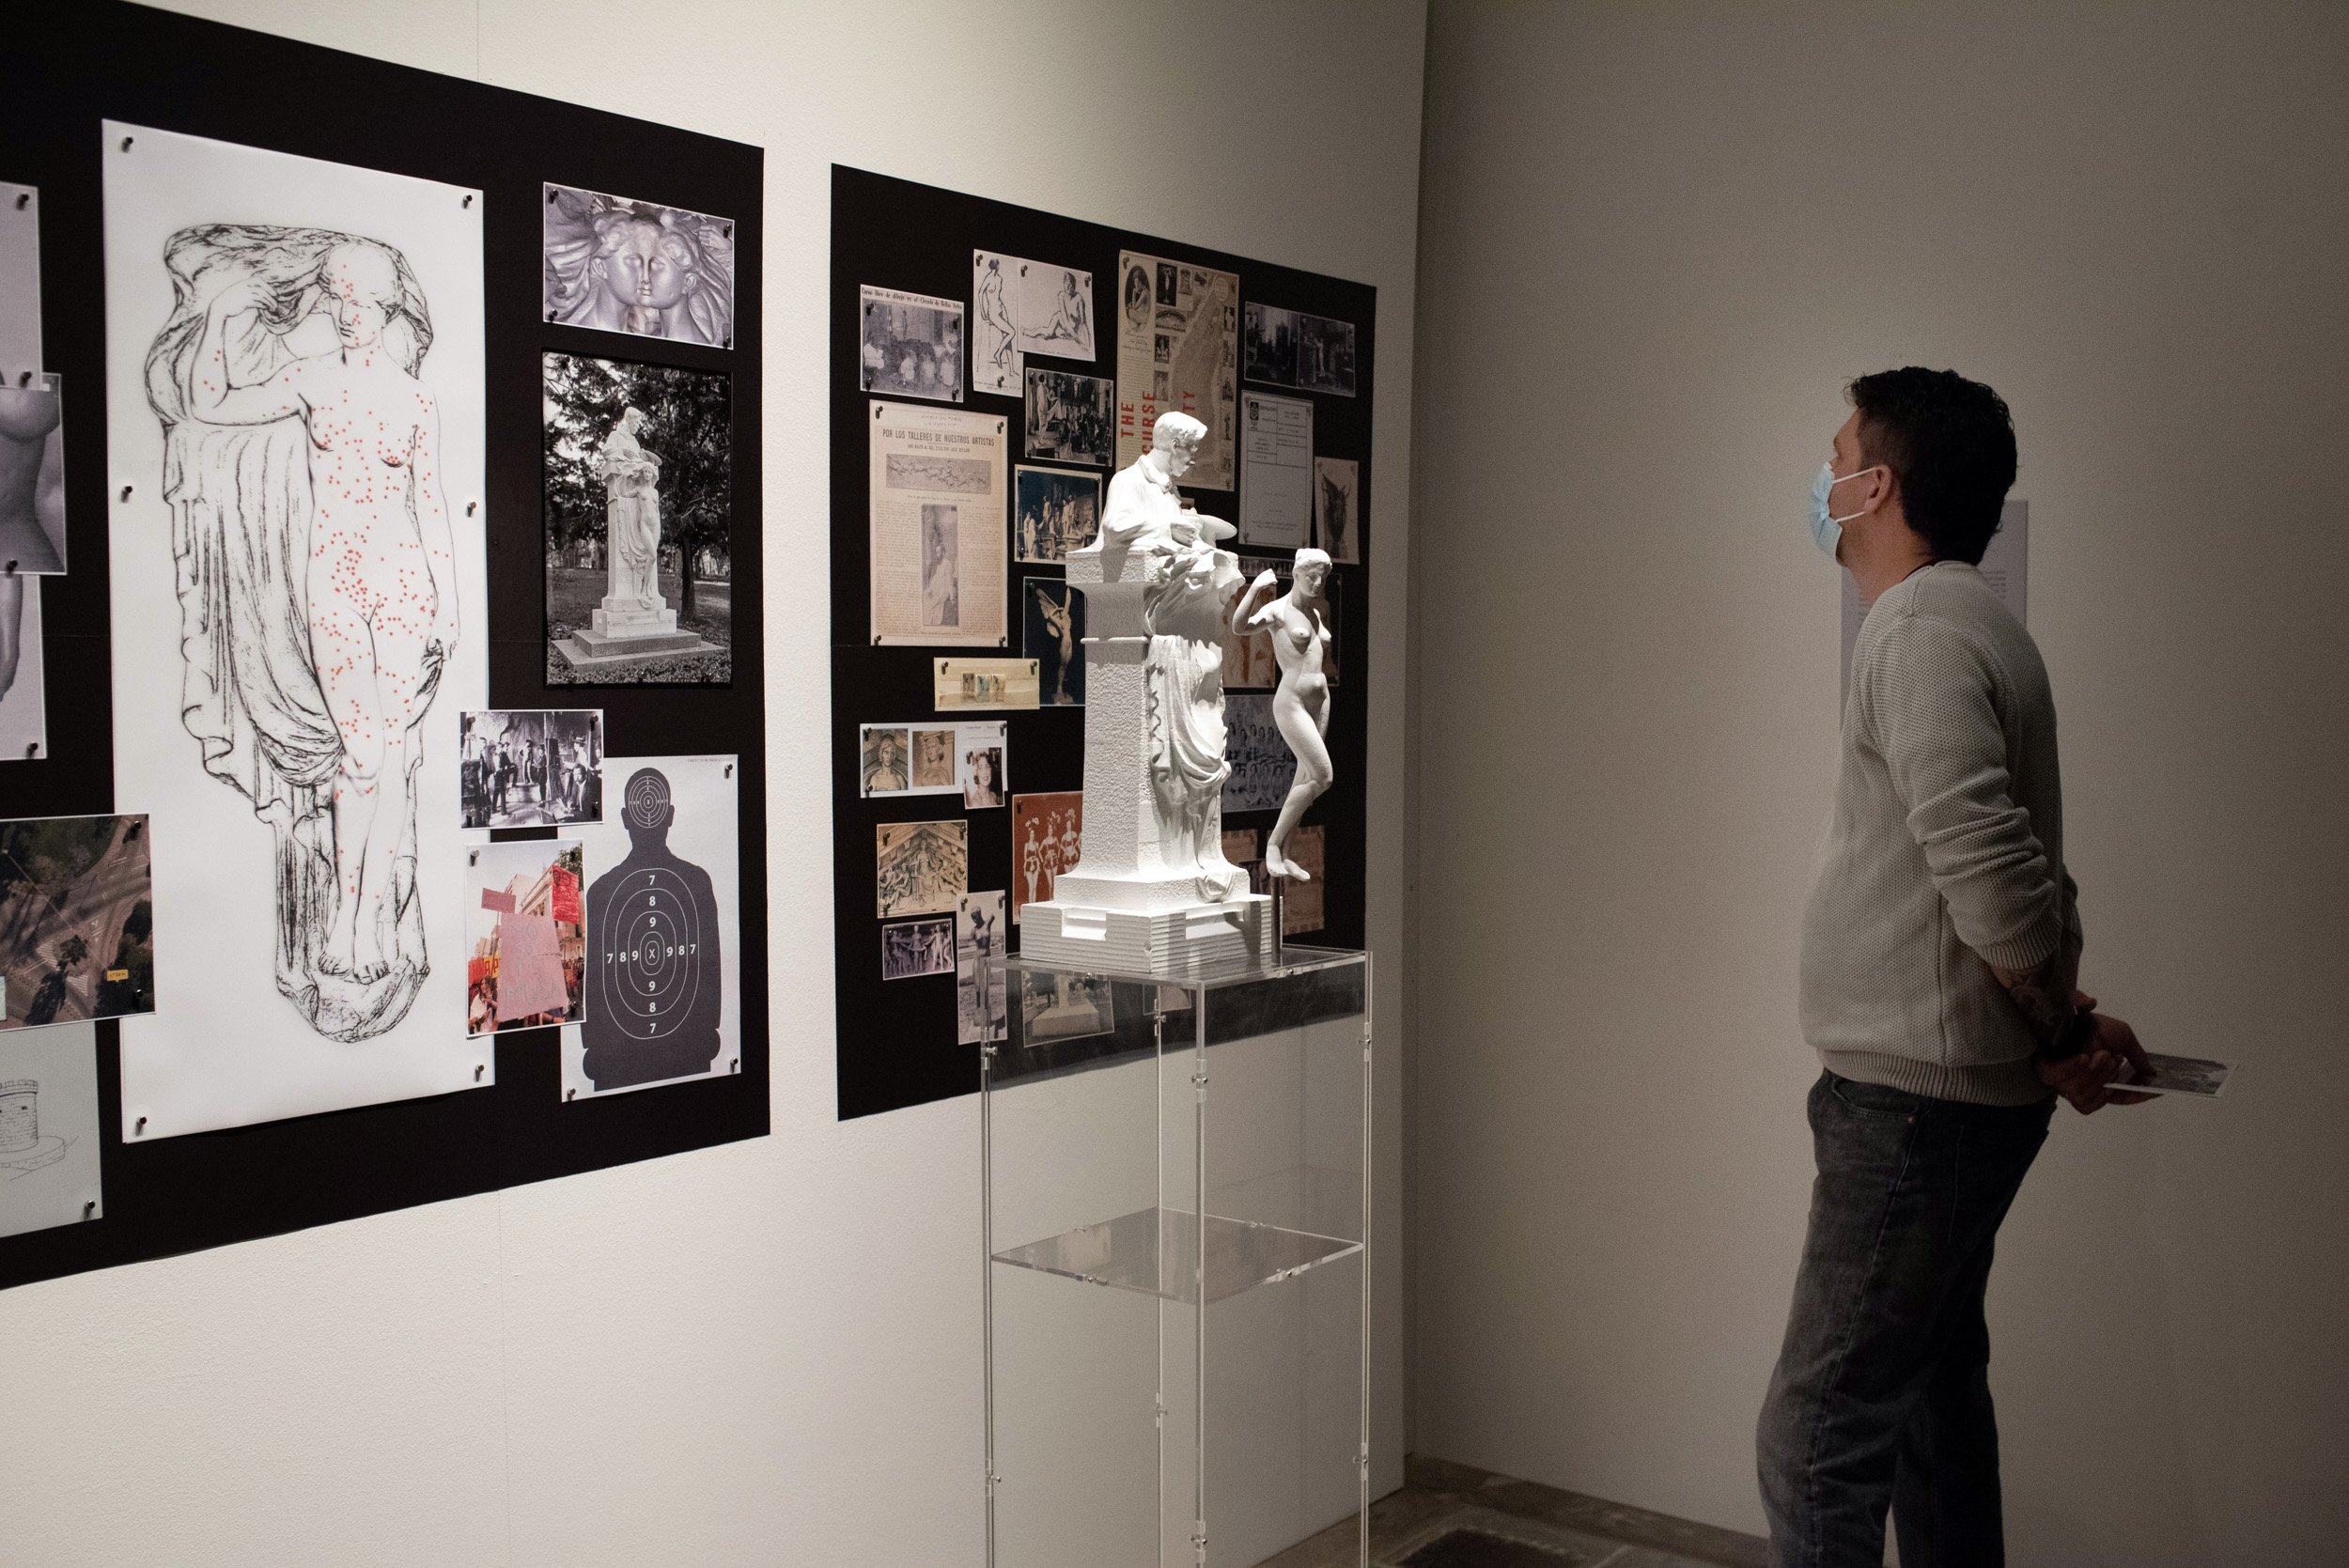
[1992,931,2090,1059]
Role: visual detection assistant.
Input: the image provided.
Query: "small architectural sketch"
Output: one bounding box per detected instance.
[1024,578,1085,706]
[861,285,964,402]
[1243,303,1299,387]
[1009,791,1081,924]
[464,841,586,1036]
[956,890,1005,1045]
[1298,313,1357,396]
[0,372,67,574]
[143,224,458,1041]
[545,352,732,684]
[0,572,46,762]
[1024,368,1115,467]
[460,709,604,829]
[0,1022,102,1238]
[881,916,954,981]
[876,819,968,919]
[1314,456,1361,565]
[1014,465,1101,564]
[543,182,734,347]
[0,815,154,1032]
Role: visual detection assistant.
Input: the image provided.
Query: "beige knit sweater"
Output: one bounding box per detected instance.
[1800,561,2078,1106]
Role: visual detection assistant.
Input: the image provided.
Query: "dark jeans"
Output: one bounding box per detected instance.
[1757,1070,2054,1568]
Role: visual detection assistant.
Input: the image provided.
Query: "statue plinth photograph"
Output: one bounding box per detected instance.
[1020,412,1281,976]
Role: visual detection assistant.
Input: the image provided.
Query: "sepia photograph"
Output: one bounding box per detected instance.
[1019,968,1114,1047]
[544,182,734,348]
[910,727,956,790]
[861,284,964,403]
[1013,465,1101,563]
[464,840,586,1037]
[1243,303,1299,388]
[460,709,604,830]
[934,657,1040,712]
[1024,367,1115,467]
[956,891,1006,1045]
[0,815,154,1032]
[881,916,955,981]
[1010,791,1082,924]
[876,819,968,920]
[1314,456,1361,566]
[1221,693,1294,814]
[545,351,732,686]
[1024,579,1085,706]
[862,726,910,792]
[921,503,960,629]
[963,730,1005,808]
[1298,313,1358,396]
[0,372,68,575]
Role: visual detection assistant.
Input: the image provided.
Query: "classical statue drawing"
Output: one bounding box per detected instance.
[145,225,458,1039]
[1234,548,1334,879]
[594,406,664,612]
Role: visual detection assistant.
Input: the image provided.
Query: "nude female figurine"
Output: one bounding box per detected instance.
[184,239,459,986]
[1234,548,1334,879]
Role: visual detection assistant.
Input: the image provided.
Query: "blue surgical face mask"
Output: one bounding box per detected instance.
[1809,461,1883,556]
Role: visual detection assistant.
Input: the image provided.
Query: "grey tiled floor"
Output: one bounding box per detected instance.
[1253,1454,1769,1568]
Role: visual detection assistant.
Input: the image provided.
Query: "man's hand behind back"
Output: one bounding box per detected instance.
[2034,993,2157,1115]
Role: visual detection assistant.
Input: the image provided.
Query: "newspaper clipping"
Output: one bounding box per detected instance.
[1237,392,1313,548]
[868,402,1007,646]
[1115,250,1239,489]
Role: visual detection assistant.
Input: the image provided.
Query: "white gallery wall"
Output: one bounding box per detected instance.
[1410,4,2347,1565]
[0,3,1425,1565]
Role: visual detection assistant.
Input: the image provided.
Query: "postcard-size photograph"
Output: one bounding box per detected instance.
[862,285,965,403]
[460,709,604,829]
[956,890,1006,1045]
[1314,456,1362,566]
[1024,367,1115,468]
[1019,968,1114,1048]
[0,1022,104,1239]
[877,819,968,920]
[543,182,734,348]
[934,657,1040,712]
[1010,790,1082,924]
[464,840,586,1036]
[2110,1052,2235,1099]
[0,815,154,1032]
[1013,465,1102,564]
[545,351,733,686]
[1,372,68,575]
[882,916,955,982]
[1,180,40,383]
[1298,314,1358,396]
[1243,302,1299,388]
[1024,579,1085,707]
[0,573,48,762]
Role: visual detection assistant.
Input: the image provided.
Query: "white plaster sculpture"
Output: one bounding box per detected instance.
[1020,411,1279,973]
[1233,548,1334,879]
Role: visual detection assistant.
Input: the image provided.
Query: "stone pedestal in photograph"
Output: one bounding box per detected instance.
[557,597,717,669]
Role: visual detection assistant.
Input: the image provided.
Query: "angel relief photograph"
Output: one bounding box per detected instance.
[544,352,733,685]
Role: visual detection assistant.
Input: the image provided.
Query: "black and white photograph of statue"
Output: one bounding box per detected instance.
[545,352,732,685]
[876,819,967,920]
[0,372,66,575]
[881,916,953,981]
[1023,578,1084,706]
[1012,465,1100,564]
[955,891,1004,1045]
[543,182,734,349]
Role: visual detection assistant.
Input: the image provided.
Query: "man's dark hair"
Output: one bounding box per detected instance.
[1847,367,2016,565]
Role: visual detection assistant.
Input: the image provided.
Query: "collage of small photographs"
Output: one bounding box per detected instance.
[854,242,1363,1063]
[0,133,757,1247]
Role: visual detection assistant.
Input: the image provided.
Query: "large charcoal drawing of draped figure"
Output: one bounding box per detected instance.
[143,225,459,1041]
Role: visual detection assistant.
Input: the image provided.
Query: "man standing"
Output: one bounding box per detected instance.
[1758,368,2152,1567]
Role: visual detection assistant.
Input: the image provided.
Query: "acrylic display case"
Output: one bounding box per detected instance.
[982,946,1371,1568]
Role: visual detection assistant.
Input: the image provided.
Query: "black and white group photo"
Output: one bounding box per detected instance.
[460,709,605,830]
[1013,465,1101,563]
[860,285,964,402]
[1243,303,1299,388]
[1023,368,1113,467]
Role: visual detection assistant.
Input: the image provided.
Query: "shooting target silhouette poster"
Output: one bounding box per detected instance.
[560,755,740,1100]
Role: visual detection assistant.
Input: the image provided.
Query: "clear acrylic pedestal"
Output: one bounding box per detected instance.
[982,946,1371,1568]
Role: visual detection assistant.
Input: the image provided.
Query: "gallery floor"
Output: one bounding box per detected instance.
[1266,1456,1768,1568]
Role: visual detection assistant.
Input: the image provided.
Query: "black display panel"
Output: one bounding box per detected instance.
[830,165,1376,1120]
[1,2,769,1293]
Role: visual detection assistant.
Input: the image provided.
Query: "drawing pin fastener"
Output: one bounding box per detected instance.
[474,1064,485,1081]
[120,485,133,501]
[135,1116,147,1134]
[120,136,133,151]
